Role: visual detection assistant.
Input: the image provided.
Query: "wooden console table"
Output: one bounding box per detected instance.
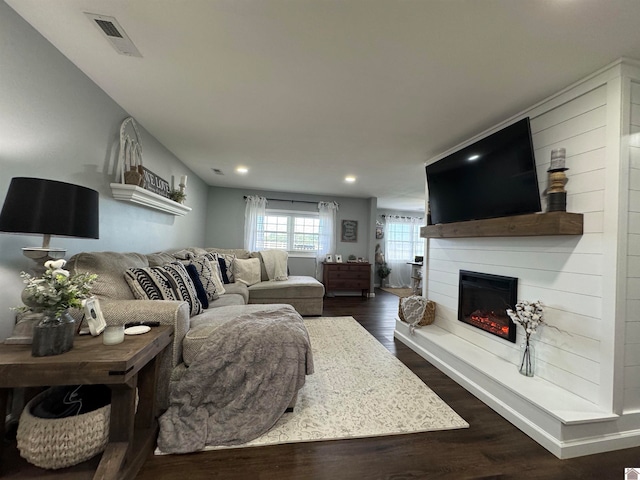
[323,262,371,297]
[0,325,173,480]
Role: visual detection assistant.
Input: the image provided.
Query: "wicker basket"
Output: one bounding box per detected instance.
[17,387,111,469]
[398,296,436,326]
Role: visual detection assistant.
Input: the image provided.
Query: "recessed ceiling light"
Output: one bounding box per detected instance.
[345,176,356,183]
[236,166,249,174]
[468,154,480,161]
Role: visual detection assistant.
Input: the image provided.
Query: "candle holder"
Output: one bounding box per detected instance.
[103,325,125,345]
[547,148,568,212]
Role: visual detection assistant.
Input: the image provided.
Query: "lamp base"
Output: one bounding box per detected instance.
[22,247,66,262]
[4,311,42,345]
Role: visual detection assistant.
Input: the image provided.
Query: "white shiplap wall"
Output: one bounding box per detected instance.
[406,59,640,458]
[426,81,612,405]
[625,81,640,411]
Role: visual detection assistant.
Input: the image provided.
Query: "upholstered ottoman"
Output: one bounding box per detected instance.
[247,276,324,315]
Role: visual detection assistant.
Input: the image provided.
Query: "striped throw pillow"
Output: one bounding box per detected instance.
[124,262,203,316]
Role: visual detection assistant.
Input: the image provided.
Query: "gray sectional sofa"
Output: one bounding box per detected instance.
[67,246,324,410]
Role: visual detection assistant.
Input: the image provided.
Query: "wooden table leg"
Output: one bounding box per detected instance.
[135,355,159,429]
[0,388,8,457]
[95,374,138,480]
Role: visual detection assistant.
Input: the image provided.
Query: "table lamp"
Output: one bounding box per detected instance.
[0,177,99,265]
[1,177,99,344]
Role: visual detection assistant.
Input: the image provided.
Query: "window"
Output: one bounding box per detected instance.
[385,222,424,261]
[257,210,320,253]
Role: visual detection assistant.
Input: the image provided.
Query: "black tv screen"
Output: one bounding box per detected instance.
[425,117,541,225]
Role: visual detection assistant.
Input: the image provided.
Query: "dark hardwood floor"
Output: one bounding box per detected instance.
[136,290,639,480]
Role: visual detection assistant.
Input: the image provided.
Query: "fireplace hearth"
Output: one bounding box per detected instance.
[458,270,517,343]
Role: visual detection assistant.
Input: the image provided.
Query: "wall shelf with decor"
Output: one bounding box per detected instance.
[110,183,191,216]
[420,212,583,239]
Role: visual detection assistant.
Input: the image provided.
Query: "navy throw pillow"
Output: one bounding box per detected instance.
[185,263,209,309]
[218,257,230,284]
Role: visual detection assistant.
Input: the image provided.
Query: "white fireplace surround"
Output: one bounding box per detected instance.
[395,58,640,459]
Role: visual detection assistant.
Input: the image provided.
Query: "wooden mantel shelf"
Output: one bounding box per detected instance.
[420,212,583,239]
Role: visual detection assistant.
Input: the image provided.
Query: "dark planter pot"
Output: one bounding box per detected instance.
[31,311,75,357]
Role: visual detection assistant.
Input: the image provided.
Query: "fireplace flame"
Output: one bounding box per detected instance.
[469,310,510,338]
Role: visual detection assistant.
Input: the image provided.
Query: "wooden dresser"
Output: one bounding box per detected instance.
[323,262,371,297]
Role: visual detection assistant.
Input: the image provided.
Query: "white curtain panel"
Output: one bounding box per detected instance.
[316,201,339,279]
[384,215,423,288]
[244,195,267,251]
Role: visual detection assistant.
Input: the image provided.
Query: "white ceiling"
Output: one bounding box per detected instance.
[7,0,640,211]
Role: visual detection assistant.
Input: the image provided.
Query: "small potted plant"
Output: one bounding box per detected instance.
[377,263,392,287]
[168,189,187,204]
[17,259,97,356]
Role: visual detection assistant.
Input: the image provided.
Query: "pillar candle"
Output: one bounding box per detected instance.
[103,325,125,345]
[550,148,566,170]
[180,175,187,187]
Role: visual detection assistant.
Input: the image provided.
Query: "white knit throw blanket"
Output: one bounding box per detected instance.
[261,249,288,281]
[401,295,429,334]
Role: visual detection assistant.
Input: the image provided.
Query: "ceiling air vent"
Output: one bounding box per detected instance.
[212,168,225,175]
[85,13,142,57]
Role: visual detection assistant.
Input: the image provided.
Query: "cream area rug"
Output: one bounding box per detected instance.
[181,316,467,451]
[381,287,414,297]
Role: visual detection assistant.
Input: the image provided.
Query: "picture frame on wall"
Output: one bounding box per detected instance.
[335,254,343,263]
[325,254,334,263]
[341,220,358,242]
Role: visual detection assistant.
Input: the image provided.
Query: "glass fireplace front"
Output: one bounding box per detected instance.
[458,270,517,343]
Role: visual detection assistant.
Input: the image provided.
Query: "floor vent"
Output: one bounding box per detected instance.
[85,13,142,57]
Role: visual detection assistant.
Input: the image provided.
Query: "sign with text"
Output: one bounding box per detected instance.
[140,167,170,198]
[341,219,358,242]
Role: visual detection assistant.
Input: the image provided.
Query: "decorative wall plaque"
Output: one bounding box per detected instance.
[341,220,358,242]
[140,167,170,198]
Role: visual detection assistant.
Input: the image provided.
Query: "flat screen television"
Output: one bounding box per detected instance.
[425,117,541,225]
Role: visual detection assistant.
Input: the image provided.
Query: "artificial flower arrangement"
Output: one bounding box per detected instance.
[17,259,97,319]
[506,300,544,376]
[506,300,544,338]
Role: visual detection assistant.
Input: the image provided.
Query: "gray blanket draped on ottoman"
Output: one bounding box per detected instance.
[157,306,314,453]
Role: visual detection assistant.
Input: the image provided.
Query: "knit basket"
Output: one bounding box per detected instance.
[398,296,436,326]
[16,387,111,469]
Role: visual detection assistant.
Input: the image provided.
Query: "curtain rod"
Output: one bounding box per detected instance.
[381,214,424,219]
[244,195,320,205]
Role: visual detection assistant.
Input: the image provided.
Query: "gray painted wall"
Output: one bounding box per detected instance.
[0,3,208,340]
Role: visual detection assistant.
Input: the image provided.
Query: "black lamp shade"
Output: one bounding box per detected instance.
[0,177,99,239]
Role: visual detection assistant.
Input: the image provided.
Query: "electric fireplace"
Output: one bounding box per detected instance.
[458,270,517,343]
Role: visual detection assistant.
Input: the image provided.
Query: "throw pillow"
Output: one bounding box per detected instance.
[233,257,262,286]
[124,262,203,317]
[184,263,209,309]
[172,249,195,260]
[216,253,236,284]
[179,256,219,303]
[203,252,226,295]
